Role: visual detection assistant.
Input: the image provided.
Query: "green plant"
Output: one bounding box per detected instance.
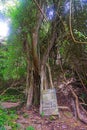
[23,113,29,118]
[0,126,6,130]
[26,126,35,130]
[0,95,18,102]
[0,92,25,103]
[49,116,56,120]
[40,111,44,117]
[81,93,86,99]
[0,107,18,129]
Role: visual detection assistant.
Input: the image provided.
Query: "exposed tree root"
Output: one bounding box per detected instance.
[80,105,87,116]
[68,84,87,124]
[58,59,87,124]
[58,106,70,110]
[75,69,87,94]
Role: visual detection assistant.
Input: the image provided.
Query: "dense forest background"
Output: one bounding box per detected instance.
[0,0,87,129]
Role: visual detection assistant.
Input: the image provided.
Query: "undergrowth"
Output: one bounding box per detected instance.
[0,107,19,130]
[0,91,24,129]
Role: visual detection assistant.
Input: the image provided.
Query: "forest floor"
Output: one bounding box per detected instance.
[16,105,87,130]
[1,76,87,130]
[1,92,87,130]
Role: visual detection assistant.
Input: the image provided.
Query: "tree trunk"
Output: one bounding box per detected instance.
[26,68,33,109]
[24,38,34,109]
[32,30,40,106]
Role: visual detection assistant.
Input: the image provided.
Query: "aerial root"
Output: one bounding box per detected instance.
[68,85,87,124]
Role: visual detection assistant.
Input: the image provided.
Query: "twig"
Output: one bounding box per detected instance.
[58,106,70,110]
[80,103,87,106]
[80,104,87,116]
[33,0,48,22]
[0,87,23,96]
[75,69,87,94]
[0,80,25,96]
[79,97,86,104]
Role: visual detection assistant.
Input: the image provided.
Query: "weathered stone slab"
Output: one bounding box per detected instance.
[1,102,20,109]
[40,88,59,116]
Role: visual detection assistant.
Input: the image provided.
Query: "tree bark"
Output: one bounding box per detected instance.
[31,30,40,106]
[31,10,43,105]
[26,69,33,109]
[24,38,34,109]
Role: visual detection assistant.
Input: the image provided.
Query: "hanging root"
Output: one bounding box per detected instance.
[68,85,87,124]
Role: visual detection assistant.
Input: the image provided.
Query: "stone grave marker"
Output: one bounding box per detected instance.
[40,88,59,116]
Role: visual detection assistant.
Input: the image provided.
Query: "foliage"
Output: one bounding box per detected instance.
[0,0,40,82]
[0,94,23,102]
[23,113,29,118]
[0,87,25,102]
[8,0,37,34]
[40,111,44,117]
[0,107,18,129]
[0,43,26,81]
[0,126,6,130]
[26,126,35,130]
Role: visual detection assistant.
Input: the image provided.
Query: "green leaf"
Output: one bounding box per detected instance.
[26,126,35,130]
[0,126,6,130]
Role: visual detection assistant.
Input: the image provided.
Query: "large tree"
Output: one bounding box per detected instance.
[1,0,87,110]
[7,0,60,108]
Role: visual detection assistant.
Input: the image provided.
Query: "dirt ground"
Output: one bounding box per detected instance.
[16,90,87,130]
[2,88,87,130]
[16,105,87,130]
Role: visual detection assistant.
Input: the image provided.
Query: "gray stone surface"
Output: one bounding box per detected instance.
[40,88,59,116]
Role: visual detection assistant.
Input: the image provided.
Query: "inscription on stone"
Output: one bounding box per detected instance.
[40,88,59,116]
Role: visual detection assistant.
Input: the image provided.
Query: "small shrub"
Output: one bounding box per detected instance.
[40,111,44,117]
[0,107,18,129]
[0,126,6,130]
[26,126,35,130]
[23,113,29,118]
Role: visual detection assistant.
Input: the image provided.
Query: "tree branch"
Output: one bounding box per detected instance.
[69,0,87,44]
[33,0,48,22]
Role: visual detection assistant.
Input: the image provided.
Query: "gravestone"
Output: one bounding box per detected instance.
[40,88,59,116]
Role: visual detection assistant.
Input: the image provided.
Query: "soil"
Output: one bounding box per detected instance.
[16,90,87,130]
[1,88,87,130]
[16,105,87,130]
